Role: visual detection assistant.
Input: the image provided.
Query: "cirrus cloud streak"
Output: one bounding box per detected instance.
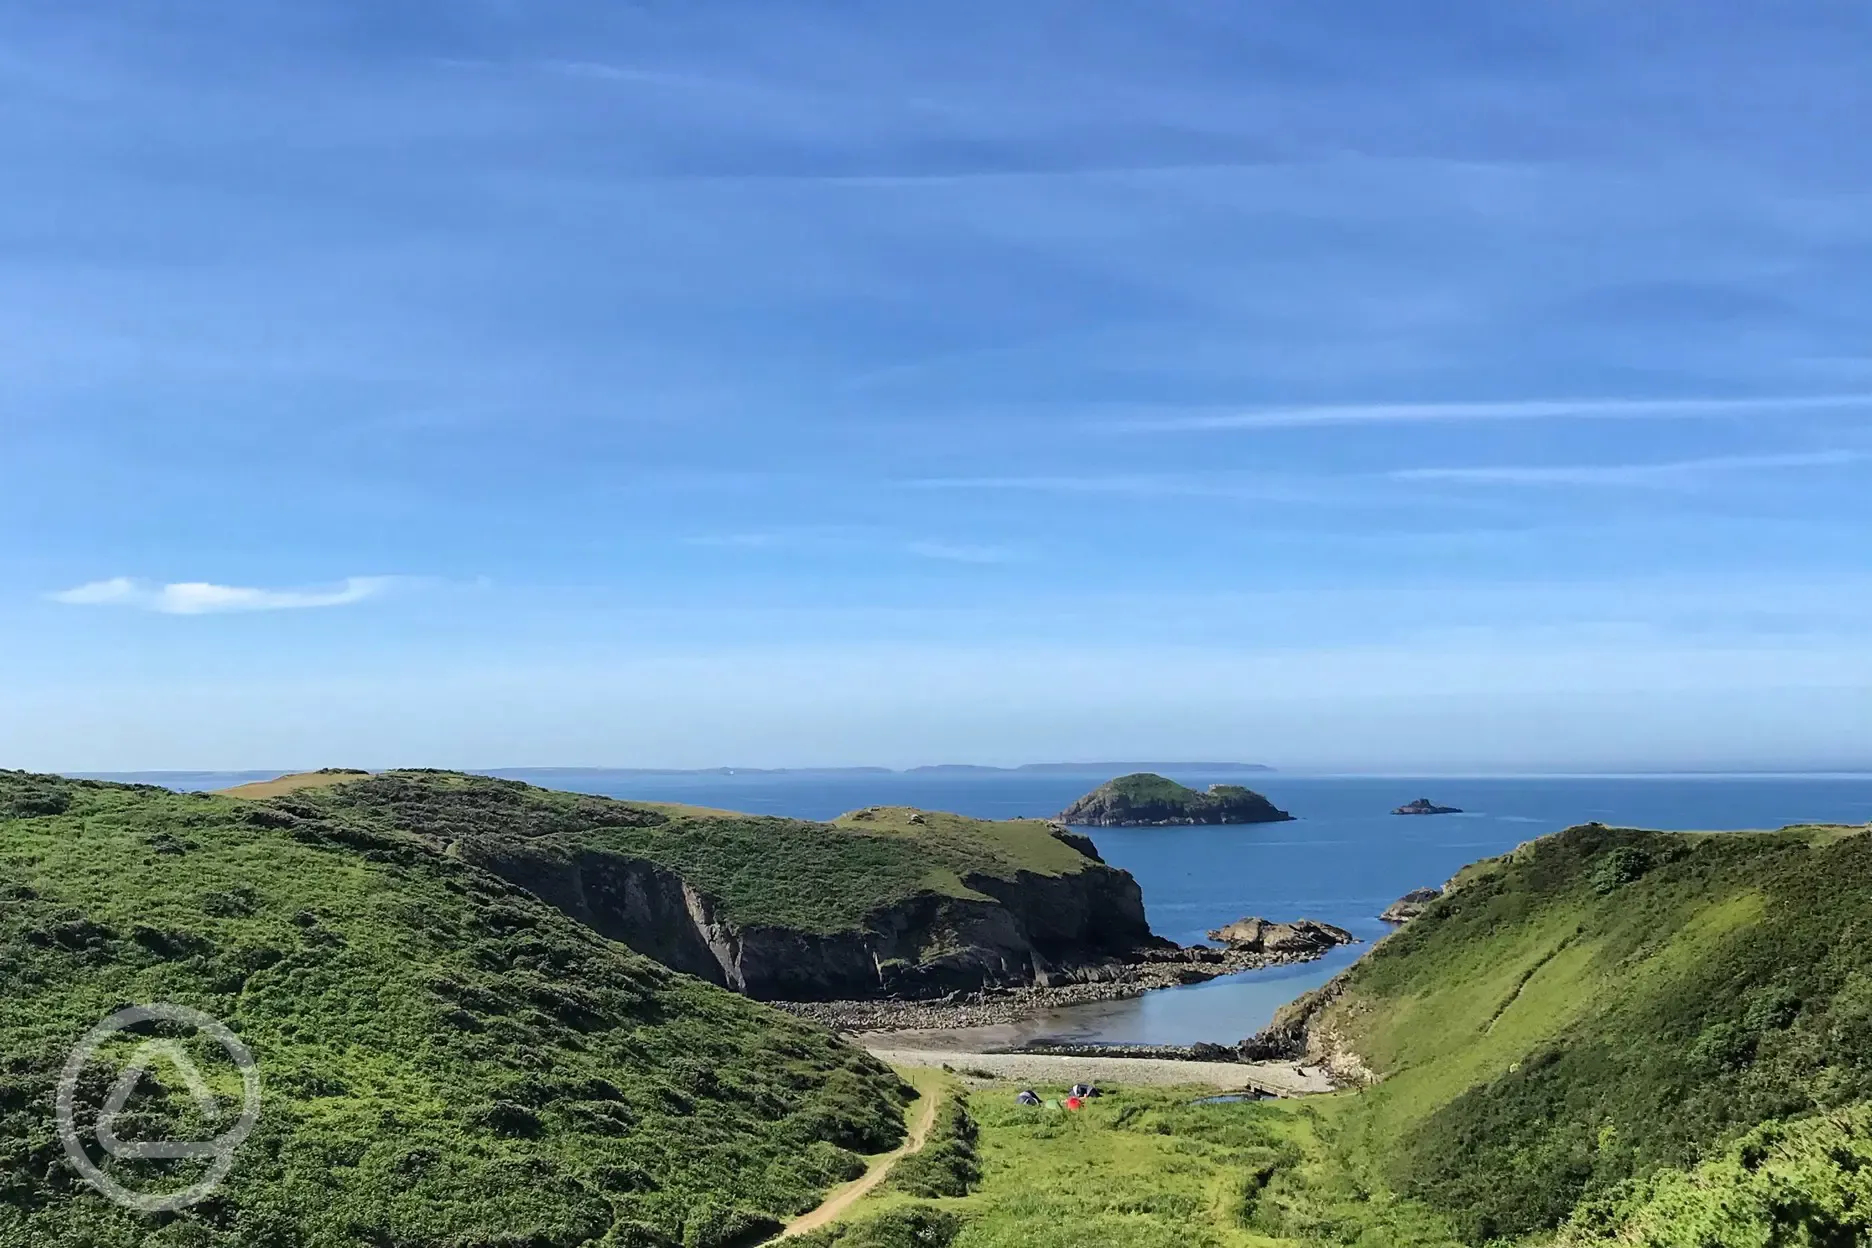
[49,576,401,615]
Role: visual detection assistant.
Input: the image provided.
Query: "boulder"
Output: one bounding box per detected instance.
[1380,887,1443,923]
[1207,917,1355,954]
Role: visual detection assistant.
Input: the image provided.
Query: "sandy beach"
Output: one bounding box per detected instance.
[860,1043,1337,1096]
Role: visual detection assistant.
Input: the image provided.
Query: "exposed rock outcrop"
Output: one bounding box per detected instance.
[1060,773,1293,827]
[1380,886,1443,922]
[1047,821,1105,862]
[1236,976,1374,1085]
[453,837,1168,1002]
[1394,798,1461,815]
[1207,917,1356,954]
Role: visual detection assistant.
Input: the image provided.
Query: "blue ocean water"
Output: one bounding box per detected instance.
[484,769,1872,1045]
[104,768,1872,1044]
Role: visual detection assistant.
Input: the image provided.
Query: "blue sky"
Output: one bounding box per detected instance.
[4,1,1870,771]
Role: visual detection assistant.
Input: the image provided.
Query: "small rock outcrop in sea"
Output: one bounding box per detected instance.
[1059,773,1294,827]
[1207,917,1356,954]
[1380,887,1443,923]
[1393,798,1462,816]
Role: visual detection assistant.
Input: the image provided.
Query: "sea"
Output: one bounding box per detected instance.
[103,768,1872,1048]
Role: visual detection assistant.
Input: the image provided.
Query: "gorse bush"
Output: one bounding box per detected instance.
[1559,1103,1872,1246]
[1317,821,1872,1243]
[0,771,909,1248]
[791,1206,962,1248]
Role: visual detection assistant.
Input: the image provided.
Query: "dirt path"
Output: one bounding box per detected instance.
[779,1072,944,1240]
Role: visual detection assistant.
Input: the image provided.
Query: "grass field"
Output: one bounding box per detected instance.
[788,1079,1465,1248]
[214,768,372,800]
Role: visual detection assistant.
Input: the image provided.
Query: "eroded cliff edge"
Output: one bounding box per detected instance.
[460,835,1164,1000]
[271,771,1175,1002]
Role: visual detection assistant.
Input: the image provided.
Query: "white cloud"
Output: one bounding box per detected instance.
[49,576,400,614]
[1111,393,1872,432]
[1391,449,1864,487]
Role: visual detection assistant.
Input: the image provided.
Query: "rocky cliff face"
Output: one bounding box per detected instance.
[455,836,1162,1001]
[1237,976,1375,1084]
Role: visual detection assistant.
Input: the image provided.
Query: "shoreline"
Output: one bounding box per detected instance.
[863,1045,1337,1096]
[771,944,1339,1036]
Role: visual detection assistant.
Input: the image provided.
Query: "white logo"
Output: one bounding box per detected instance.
[55,1004,262,1212]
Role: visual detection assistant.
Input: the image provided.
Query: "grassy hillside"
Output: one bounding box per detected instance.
[270,771,1097,935]
[1299,819,1872,1243]
[0,770,910,1248]
[786,820,1872,1248]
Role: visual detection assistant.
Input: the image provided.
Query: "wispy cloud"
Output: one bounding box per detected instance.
[684,531,1020,563]
[904,541,1018,564]
[911,475,1193,496]
[1108,394,1872,432]
[49,576,401,614]
[1391,449,1865,487]
[683,533,795,550]
[906,475,1316,501]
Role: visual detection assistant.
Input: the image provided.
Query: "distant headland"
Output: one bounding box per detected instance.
[485,761,1275,778]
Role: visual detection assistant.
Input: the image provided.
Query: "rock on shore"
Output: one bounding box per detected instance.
[1380,887,1443,922]
[1207,917,1356,954]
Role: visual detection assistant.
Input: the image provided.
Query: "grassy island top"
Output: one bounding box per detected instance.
[0,769,909,1248]
[225,769,1104,935]
[1059,772,1293,825]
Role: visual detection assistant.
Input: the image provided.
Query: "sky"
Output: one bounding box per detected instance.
[3,1,1870,772]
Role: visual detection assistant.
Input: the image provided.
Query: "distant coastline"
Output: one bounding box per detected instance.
[490,762,1277,778]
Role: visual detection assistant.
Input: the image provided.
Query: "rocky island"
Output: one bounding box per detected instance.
[1059,772,1294,827]
[1393,797,1462,815]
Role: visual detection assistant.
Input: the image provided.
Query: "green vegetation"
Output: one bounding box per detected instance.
[0,770,910,1247]
[1298,820,1872,1243]
[286,771,1098,934]
[800,821,1872,1247]
[791,1205,965,1248]
[1058,774,1292,827]
[788,1084,1459,1248]
[888,1091,980,1200]
[14,760,1872,1248]
[1557,1102,1872,1246]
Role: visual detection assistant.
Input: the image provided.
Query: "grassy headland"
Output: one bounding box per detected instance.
[275,771,1100,934]
[0,770,910,1247]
